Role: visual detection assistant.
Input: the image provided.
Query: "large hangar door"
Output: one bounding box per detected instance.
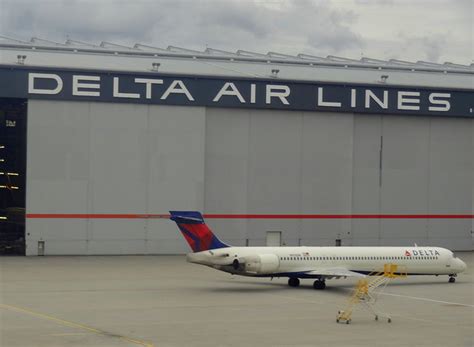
[0,98,27,255]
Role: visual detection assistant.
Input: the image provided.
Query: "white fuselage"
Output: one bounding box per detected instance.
[187,246,466,278]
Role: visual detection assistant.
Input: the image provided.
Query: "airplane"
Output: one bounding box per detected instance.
[170,211,467,289]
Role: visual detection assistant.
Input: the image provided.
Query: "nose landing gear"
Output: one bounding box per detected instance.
[448,274,456,283]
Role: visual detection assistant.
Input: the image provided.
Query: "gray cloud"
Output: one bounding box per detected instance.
[0,0,471,63]
[413,36,448,63]
[0,0,363,55]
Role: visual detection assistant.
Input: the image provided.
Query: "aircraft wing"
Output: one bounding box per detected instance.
[303,268,367,279]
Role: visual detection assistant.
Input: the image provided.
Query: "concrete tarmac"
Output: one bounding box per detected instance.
[0,252,472,347]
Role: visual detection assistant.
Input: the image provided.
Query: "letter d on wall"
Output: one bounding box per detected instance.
[28,73,63,95]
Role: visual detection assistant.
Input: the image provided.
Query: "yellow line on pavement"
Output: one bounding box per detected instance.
[0,303,154,347]
[49,332,92,337]
[380,293,474,308]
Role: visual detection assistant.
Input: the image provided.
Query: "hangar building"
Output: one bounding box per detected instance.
[0,37,472,256]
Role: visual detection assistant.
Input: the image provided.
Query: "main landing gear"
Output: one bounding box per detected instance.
[313,280,326,290]
[288,278,326,289]
[288,277,300,287]
[449,274,456,283]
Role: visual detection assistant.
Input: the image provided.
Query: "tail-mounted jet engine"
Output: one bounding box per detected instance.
[232,254,280,274]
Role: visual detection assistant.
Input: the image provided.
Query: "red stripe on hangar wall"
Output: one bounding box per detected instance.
[25,214,474,219]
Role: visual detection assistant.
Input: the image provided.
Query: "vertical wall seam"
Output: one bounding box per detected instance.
[201,107,207,214]
[23,99,29,255]
[86,102,92,254]
[144,105,151,253]
[245,110,252,246]
[426,117,432,243]
[378,115,383,245]
[349,113,356,246]
[202,107,206,212]
[471,119,474,250]
[298,112,304,246]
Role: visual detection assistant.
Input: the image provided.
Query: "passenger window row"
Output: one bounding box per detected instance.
[279,256,439,261]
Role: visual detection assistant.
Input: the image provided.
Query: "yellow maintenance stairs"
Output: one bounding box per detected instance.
[336,264,407,324]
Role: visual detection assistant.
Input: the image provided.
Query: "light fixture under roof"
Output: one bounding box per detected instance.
[17,54,26,64]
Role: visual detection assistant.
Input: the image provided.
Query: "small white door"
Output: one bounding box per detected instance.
[266,231,282,247]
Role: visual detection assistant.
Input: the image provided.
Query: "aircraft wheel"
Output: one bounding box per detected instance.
[388,318,392,323]
[288,277,300,287]
[313,280,326,290]
[449,277,456,283]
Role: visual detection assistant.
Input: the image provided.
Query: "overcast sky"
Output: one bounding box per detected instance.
[1,0,472,64]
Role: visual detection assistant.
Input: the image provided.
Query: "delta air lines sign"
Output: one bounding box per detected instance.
[1,66,472,117]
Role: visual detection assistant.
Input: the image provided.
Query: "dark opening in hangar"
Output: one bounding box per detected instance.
[0,98,27,255]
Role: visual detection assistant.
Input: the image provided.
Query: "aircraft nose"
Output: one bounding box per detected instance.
[459,259,467,272]
[454,258,467,272]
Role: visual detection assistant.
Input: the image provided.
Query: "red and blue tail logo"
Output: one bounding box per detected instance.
[170,211,230,252]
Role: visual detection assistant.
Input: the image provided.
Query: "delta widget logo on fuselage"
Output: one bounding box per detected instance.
[405,249,441,257]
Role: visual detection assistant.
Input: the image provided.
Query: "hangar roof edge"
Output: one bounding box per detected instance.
[1,35,473,74]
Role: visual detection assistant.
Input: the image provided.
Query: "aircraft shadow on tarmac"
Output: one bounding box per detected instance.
[204,283,356,297]
[204,278,458,295]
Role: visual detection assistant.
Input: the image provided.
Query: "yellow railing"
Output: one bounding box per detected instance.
[383,263,407,278]
[336,264,406,324]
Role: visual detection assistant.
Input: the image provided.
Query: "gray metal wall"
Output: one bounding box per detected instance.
[26,100,205,255]
[204,109,473,250]
[26,100,473,255]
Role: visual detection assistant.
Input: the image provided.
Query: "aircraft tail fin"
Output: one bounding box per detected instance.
[169,211,230,252]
